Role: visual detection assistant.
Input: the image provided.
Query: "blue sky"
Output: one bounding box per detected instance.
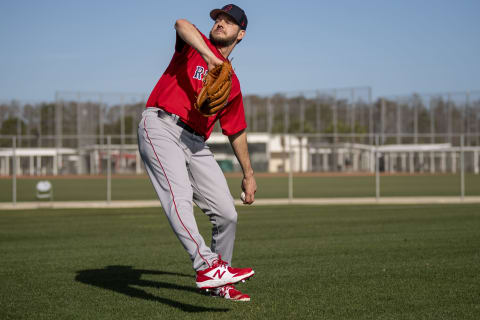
[0,0,479,101]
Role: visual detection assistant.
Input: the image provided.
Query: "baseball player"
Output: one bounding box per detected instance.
[137,4,256,302]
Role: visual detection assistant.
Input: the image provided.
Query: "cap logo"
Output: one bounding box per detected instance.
[224,5,232,11]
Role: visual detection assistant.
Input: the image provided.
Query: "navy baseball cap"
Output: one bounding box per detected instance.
[210,4,248,30]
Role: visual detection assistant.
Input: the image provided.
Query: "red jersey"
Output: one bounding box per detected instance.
[146,29,246,140]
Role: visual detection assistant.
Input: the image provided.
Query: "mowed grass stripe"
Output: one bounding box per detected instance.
[1,204,479,319]
[1,174,480,202]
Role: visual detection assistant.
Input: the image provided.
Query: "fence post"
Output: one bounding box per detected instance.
[283,101,289,134]
[99,94,104,147]
[54,142,59,176]
[396,99,401,144]
[12,136,17,205]
[107,136,112,204]
[120,98,125,146]
[267,97,273,133]
[332,90,338,171]
[300,94,305,133]
[55,91,63,149]
[375,134,380,201]
[460,134,465,201]
[368,87,373,145]
[288,134,293,203]
[316,92,321,133]
[464,91,469,145]
[429,97,435,144]
[380,98,386,144]
[351,88,355,139]
[447,93,452,144]
[413,99,418,144]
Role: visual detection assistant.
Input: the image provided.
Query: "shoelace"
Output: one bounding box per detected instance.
[212,255,229,269]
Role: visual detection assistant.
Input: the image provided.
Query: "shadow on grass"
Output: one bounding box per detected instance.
[75,265,229,313]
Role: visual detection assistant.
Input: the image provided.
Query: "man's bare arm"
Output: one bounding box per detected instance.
[228,130,257,204]
[174,19,223,70]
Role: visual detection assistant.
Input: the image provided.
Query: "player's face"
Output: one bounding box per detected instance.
[209,13,245,47]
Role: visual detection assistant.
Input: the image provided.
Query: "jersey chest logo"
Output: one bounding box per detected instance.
[192,66,208,81]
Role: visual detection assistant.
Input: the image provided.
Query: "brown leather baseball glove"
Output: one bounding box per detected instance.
[195,61,232,116]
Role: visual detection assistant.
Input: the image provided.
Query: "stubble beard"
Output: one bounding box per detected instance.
[209,30,238,47]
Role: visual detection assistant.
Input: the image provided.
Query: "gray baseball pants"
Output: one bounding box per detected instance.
[137,107,237,271]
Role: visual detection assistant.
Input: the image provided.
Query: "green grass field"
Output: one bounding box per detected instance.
[1,174,480,202]
[1,204,479,319]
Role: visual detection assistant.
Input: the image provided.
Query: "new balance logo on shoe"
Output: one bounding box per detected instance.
[213,270,226,279]
[195,256,255,289]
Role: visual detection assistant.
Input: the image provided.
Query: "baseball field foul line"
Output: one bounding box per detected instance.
[1,197,480,210]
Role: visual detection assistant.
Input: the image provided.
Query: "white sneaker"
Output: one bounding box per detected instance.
[211,285,251,302]
[195,256,254,289]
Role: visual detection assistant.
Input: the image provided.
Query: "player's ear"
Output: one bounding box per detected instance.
[237,30,245,42]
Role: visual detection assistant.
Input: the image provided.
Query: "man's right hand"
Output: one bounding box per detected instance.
[241,175,256,205]
[207,55,224,71]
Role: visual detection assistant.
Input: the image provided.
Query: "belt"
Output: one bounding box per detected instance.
[157,109,204,139]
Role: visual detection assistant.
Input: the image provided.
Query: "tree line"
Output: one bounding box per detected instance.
[1,93,479,148]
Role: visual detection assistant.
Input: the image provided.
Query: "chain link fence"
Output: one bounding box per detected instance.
[1,89,479,143]
[1,89,480,204]
[1,133,479,204]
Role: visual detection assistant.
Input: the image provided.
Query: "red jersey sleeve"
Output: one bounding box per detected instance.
[174,32,186,52]
[174,31,196,59]
[175,25,203,54]
[218,92,247,136]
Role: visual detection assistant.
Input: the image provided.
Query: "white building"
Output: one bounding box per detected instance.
[1,134,479,175]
